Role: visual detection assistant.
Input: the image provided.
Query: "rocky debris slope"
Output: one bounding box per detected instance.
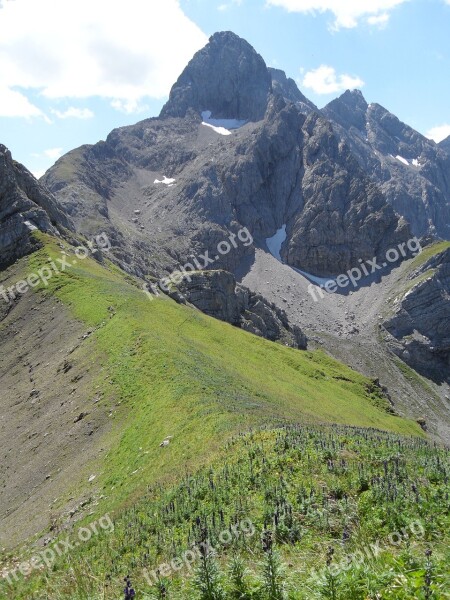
[0,144,72,267]
[323,90,450,239]
[383,247,450,383]
[160,31,272,122]
[170,269,307,349]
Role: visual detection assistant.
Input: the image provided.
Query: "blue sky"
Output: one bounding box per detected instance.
[0,0,449,177]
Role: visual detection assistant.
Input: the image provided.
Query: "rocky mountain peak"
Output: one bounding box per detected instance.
[268,67,317,114]
[439,134,450,154]
[323,89,368,132]
[160,30,272,122]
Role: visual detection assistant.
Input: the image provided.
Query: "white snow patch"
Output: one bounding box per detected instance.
[154,176,176,186]
[266,225,337,291]
[202,122,232,136]
[395,155,409,166]
[201,110,247,136]
[266,225,287,262]
[412,158,420,167]
[24,220,38,231]
[292,267,336,289]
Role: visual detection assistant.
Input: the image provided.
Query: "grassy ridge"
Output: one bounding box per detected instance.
[2,425,448,598]
[0,234,430,598]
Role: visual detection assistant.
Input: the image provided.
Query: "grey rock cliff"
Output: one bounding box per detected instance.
[160,31,272,122]
[0,144,72,267]
[269,68,317,114]
[171,269,307,349]
[383,246,450,383]
[323,90,450,240]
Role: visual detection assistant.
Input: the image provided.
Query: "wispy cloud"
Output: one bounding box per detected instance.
[302,65,364,94]
[0,0,207,118]
[51,107,94,120]
[43,148,63,160]
[218,0,243,10]
[266,0,408,29]
[426,124,450,143]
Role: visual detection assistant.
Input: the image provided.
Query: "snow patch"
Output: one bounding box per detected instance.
[266,225,287,262]
[202,122,232,136]
[24,220,38,232]
[291,267,336,289]
[201,110,247,136]
[266,225,337,291]
[412,158,420,167]
[154,176,176,187]
[395,155,409,166]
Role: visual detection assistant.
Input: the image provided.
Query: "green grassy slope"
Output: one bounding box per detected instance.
[0,234,430,598]
[2,426,449,599]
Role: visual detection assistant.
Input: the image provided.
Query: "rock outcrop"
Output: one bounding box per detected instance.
[160,31,272,122]
[170,269,307,349]
[269,67,317,115]
[0,145,72,267]
[323,90,450,240]
[383,246,450,383]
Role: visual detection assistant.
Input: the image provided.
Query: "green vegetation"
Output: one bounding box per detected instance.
[2,426,448,598]
[2,234,442,599]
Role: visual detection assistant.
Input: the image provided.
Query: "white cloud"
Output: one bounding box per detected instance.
[31,169,46,180]
[51,107,94,120]
[367,12,390,26]
[43,148,64,160]
[110,99,149,115]
[426,124,450,143]
[302,65,364,94]
[0,85,43,118]
[0,0,207,117]
[218,0,243,10]
[266,0,408,29]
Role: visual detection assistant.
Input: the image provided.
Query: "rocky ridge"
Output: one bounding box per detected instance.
[0,145,72,267]
[383,246,450,383]
[170,269,307,349]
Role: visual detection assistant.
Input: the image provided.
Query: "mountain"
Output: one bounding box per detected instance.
[160,31,272,122]
[37,31,449,438]
[439,134,450,154]
[1,30,450,600]
[323,90,450,239]
[0,144,72,268]
[42,32,411,280]
[269,66,317,114]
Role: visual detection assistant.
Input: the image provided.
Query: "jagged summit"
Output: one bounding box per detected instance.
[439,134,450,153]
[160,31,272,122]
[324,89,368,132]
[269,67,317,114]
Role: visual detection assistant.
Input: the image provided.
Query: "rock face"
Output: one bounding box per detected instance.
[439,135,450,154]
[323,90,450,240]
[383,247,450,383]
[269,68,317,115]
[284,112,411,276]
[160,31,272,122]
[172,270,307,349]
[41,33,417,300]
[0,145,72,267]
